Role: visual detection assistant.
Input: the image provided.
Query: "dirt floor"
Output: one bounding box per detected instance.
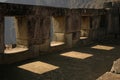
[0,41,120,80]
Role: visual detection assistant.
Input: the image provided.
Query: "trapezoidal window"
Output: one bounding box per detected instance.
[80,16,91,40]
[4,16,28,54]
[50,16,65,47]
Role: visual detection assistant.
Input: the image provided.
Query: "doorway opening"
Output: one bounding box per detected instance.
[50,16,65,47]
[4,16,28,54]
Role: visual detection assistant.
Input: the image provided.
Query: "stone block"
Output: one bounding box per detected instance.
[30,45,40,57]
[52,16,65,33]
[65,33,72,48]
[54,33,65,42]
[97,72,120,80]
[111,58,120,74]
[39,39,50,52]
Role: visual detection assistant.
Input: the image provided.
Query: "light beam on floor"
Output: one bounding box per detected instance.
[91,45,115,51]
[18,61,59,74]
[60,51,93,59]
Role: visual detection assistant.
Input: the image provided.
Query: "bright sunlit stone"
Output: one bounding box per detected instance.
[51,41,64,47]
[91,45,115,51]
[60,51,93,59]
[96,72,120,80]
[5,47,28,54]
[18,61,59,74]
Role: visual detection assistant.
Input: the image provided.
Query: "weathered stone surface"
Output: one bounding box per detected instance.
[52,16,66,33]
[65,33,72,48]
[111,58,120,74]
[39,39,50,52]
[66,12,81,33]
[97,72,120,80]
[16,16,28,46]
[0,1,120,64]
[0,16,5,53]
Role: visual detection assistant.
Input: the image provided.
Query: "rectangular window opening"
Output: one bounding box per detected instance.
[4,16,28,54]
[80,16,90,40]
[50,16,65,47]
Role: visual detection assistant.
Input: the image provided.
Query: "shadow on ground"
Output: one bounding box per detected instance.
[0,42,120,80]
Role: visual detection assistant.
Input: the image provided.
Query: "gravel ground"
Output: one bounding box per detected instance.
[0,42,120,80]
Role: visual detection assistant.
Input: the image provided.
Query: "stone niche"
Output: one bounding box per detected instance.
[16,16,29,47]
[80,16,90,37]
[50,16,65,47]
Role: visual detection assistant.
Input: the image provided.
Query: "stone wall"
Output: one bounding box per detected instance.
[0,3,118,63]
[0,16,4,53]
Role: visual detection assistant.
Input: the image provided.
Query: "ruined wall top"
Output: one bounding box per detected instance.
[0,0,120,9]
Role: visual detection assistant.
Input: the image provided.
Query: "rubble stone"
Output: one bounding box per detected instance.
[111,58,120,74]
[97,72,120,80]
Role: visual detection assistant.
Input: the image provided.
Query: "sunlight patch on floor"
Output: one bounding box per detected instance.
[91,45,115,51]
[4,47,28,54]
[60,51,93,59]
[18,61,59,74]
[51,41,64,47]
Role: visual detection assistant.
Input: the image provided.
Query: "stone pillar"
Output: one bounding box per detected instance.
[112,14,120,38]
[27,15,51,53]
[0,16,4,53]
[66,13,81,47]
[72,31,81,47]
[65,33,72,48]
[27,15,40,56]
[89,16,101,40]
[107,13,112,34]
[39,16,51,52]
